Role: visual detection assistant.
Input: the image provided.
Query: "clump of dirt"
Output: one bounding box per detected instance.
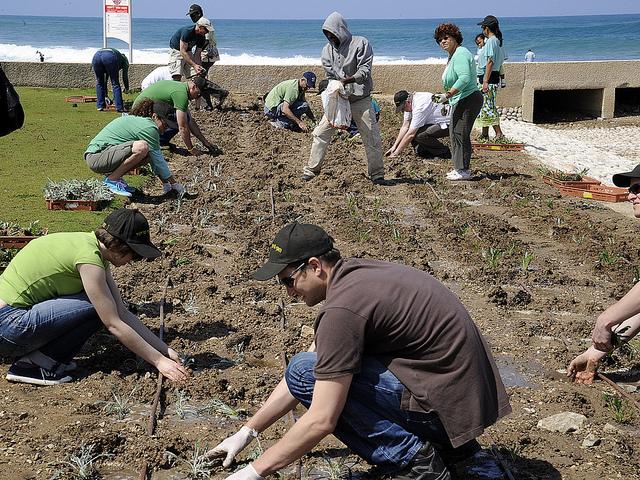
[1,95,638,479]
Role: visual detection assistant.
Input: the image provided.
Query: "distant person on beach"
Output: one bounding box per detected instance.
[206,222,511,479]
[434,23,483,181]
[0,208,189,386]
[386,90,451,159]
[302,12,386,185]
[84,99,185,197]
[141,66,172,91]
[168,17,212,81]
[568,165,640,384]
[264,72,317,131]
[91,47,130,112]
[35,50,44,62]
[477,15,505,141]
[133,78,217,156]
[525,49,536,62]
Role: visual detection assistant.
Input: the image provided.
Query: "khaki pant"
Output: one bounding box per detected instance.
[305,96,384,180]
[168,48,192,79]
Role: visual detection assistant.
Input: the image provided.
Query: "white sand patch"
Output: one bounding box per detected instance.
[499,120,640,186]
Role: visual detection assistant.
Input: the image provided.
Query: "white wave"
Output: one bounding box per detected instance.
[0,43,447,65]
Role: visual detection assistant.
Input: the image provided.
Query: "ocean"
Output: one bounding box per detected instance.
[1,14,639,65]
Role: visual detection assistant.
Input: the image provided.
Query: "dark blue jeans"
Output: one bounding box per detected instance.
[159,111,191,146]
[285,352,475,471]
[0,293,102,370]
[264,101,310,130]
[92,49,124,111]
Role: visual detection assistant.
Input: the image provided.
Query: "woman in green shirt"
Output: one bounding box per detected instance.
[434,23,483,181]
[0,209,189,386]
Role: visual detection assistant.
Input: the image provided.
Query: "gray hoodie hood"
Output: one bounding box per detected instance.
[322,11,352,49]
[320,11,373,100]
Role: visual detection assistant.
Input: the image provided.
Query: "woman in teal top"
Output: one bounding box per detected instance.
[0,209,189,386]
[477,15,505,140]
[434,23,483,181]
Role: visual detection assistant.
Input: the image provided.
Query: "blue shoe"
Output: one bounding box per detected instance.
[103,177,132,197]
[116,179,136,193]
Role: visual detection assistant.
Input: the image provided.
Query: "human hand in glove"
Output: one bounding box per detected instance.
[432,93,449,104]
[206,426,258,467]
[224,464,264,480]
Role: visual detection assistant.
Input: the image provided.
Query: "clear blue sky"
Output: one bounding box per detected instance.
[0,0,638,19]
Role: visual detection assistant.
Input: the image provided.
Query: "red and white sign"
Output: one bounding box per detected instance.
[103,0,132,60]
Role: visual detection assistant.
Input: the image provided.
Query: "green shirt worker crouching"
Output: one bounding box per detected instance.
[85,99,185,197]
[133,78,217,157]
[568,165,640,384]
[0,208,189,386]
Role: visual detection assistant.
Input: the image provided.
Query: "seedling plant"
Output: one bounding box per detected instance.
[51,443,112,480]
[603,392,635,424]
[165,443,217,480]
[99,386,138,419]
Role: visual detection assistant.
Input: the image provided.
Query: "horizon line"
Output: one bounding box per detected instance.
[1,12,639,20]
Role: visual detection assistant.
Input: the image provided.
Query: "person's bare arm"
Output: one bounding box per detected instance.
[176,110,198,153]
[252,376,352,476]
[386,119,411,156]
[78,264,188,381]
[592,282,640,351]
[188,116,215,150]
[392,127,418,156]
[180,39,204,73]
[483,58,494,93]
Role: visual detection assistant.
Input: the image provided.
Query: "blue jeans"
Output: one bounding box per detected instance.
[0,293,102,370]
[285,352,477,471]
[92,49,124,111]
[159,111,191,146]
[264,101,310,130]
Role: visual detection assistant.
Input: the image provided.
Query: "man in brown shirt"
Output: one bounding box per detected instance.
[207,222,511,480]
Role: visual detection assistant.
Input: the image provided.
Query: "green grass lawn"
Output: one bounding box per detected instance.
[0,87,142,232]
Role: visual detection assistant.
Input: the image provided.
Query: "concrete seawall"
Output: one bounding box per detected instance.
[2,61,639,122]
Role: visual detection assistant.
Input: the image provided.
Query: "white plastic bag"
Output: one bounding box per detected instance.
[321,80,352,129]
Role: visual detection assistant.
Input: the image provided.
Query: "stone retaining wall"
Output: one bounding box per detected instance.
[2,60,638,122]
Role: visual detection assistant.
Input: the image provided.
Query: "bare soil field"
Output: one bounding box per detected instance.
[1,95,639,480]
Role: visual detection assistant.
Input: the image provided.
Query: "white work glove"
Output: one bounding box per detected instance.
[225,464,264,480]
[162,182,172,194]
[432,93,449,104]
[171,183,185,195]
[206,426,258,467]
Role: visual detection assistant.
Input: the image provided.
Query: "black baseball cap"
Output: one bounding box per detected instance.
[102,208,161,259]
[252,222,334,280]
[394,90,410,112]
[612,164,640,187]
[316,78,330,95]
[187,4,203,16]
[153,101,178,129]
[190,75,207,92]
[478,15,499,28]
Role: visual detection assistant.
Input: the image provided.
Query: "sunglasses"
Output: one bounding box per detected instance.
[629,184,640,195]
[277,262,306,288]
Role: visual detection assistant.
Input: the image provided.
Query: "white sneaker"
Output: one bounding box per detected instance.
[446,169,472,181]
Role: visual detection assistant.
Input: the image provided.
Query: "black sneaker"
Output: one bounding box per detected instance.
[301,173,315,182]
[6,362,73,386]
[392,444,451,480]
[372,177,392,186]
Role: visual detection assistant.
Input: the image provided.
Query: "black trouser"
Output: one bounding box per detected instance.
[412,123,451,158]
[450,91,483,170]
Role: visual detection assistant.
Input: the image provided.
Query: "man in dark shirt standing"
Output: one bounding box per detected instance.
[206,222,511,480]
[168,17,212,81]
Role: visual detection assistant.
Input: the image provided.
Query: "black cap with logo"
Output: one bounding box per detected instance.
[187,4,203,21]
[252,222,334,280]
[102,208,161,259]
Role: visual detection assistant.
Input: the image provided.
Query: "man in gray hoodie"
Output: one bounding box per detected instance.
[303,12,386,184]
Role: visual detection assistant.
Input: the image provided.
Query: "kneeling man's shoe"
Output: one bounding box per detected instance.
[6,362,73,386]
[392,444,451,480]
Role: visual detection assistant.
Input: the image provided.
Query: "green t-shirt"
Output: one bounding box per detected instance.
[265,79,303,110]
[442,46,479,106]
[85,115,171,180]
[0,232,107,307]
[483,36,505,72]
[133,80,189,112]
